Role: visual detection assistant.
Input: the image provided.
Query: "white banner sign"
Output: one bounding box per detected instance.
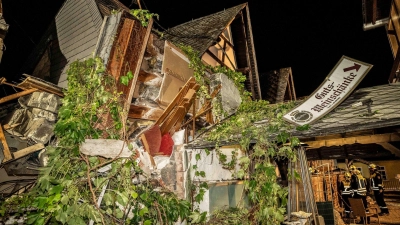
[283,56,373,126]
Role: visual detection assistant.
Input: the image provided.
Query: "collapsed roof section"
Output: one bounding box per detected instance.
[163,3,262,100]
[260,67,296,104]
[21,1,261,99]
[187,84,400,151]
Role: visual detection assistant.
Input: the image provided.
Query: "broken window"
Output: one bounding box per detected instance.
[208,181,248,213]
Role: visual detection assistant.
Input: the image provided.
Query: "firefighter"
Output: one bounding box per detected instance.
[339,172,352,218]
[350,165,369,224]
[369,164,389,215]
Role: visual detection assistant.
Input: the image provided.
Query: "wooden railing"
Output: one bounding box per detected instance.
[383,179,400,191]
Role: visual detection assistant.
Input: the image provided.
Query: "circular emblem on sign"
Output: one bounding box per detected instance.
[292,110,313,123]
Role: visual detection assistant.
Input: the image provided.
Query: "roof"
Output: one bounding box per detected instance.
[187,84,400,149]
[261,68,296,104]
[295,84,400,138]
[163,3,247,56]
[20,0,131,87]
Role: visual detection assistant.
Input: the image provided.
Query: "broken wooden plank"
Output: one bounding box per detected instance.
[18,75,64,97]
[305,133,400,149]
[0,124,12,162]
[124,19,154,123]
[138,70,159,82]
[160,106,186,135]
[181,106,213,127]
[0,88,38,105]
[155,77,195,126]
[0,77,27,90]
[128,105,163,121]
[140,134,156,166]
[3,123,21,130]
[13,143,45,160]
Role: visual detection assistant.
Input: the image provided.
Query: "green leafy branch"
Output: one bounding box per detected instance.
[130,9,159,27]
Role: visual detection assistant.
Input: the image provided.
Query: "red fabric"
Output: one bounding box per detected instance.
[159,133,174,156]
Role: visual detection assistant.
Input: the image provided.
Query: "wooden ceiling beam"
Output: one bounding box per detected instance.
[372,0,377,24]
[376,142,400,157]
[305,133,400,149]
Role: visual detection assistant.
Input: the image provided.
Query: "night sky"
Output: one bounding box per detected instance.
[0,0,393,98]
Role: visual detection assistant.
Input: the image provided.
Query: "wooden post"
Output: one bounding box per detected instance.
[0,124,12,162]
[13,143,45,160]
[0,88,37,104]
[192,96,196,141]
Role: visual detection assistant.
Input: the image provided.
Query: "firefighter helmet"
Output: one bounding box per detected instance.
[344,172,351,179]
[369,163,377,170]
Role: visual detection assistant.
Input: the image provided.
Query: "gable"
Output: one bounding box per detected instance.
[23,0,104,88]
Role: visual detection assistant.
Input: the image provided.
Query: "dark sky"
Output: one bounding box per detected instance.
[0,0,393,97]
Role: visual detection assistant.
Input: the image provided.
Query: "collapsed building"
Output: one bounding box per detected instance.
[0,0,276,217]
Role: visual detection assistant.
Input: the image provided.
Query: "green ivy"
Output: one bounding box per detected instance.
[0,57,191,225]
[178,45,301,224]
[130,9,159,27]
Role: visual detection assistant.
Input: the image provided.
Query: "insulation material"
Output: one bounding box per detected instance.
[26,119,55,144]
[144,76,162,87]
[4,91,60,144]
[172,129,185,146]
[134,97,160,108]
[142,108,164,120]
[4,109,55,144]
[153,155,170,170]
[159,133,174,156]
[31,108,57,122]
[18,92,62,114]
[137,84,161,102]
[4,109,33,138]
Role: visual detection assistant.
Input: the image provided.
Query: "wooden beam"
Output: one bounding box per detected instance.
[0,88,37,104]
[205,49,229,68]
[140,134,156,166]
[13,143,45,160]
[220,35,234,48]
[3,123,20,130]
[376,142,400,157]
[0,124,12,162]
[221,40,227,63]
[305,133,400,149]
[155,77,195,126]
[124,19,153,123]
[389,43,400,83]
[372,0,377,25]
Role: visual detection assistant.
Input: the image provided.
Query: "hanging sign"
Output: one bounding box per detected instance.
[283,56,373,126]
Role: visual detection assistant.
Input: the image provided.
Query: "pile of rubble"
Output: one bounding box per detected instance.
[0,76,63,199]
[0,34,243,202]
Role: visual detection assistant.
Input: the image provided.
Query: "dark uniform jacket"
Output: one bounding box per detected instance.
[370,171,383,191]
[351,173,367,196]
[339,180,352,196]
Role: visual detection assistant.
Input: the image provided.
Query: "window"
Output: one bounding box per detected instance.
[377,166,387,180]
[208,182,248,213]
[357,167,363,175]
